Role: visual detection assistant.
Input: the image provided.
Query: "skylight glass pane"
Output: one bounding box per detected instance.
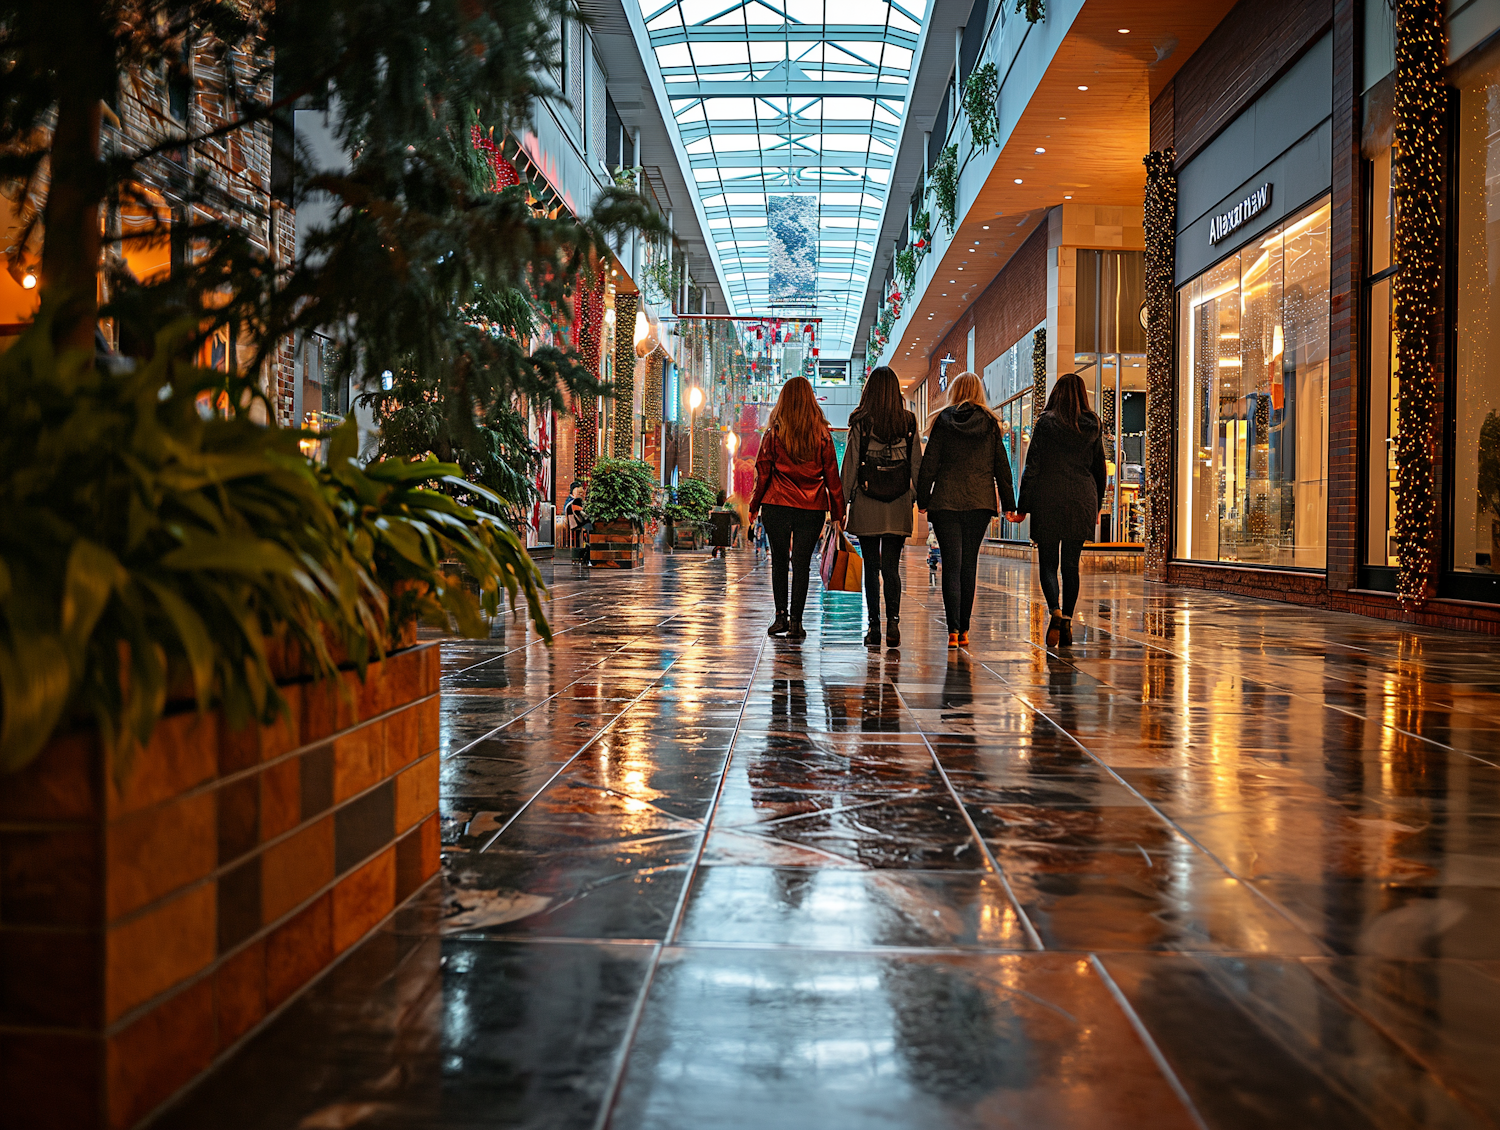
[633,0,925,349]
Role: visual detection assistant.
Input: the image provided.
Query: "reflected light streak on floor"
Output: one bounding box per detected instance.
[158,550,1500,1129]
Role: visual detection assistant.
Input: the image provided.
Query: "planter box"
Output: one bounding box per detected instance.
[590,519,644,568]
[0,643,443,1130]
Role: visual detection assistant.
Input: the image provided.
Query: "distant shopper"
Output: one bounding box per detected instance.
[1011,372,1107,648]
[563,480,587,561]
[840,365,920,647]
[749,375,845,641]
[708,489,737,559]
[916,371,1015,649]
[926,529,941,583]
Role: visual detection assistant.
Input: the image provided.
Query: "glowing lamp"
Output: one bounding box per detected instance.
[687,386,704,411]
[22,272,37,290]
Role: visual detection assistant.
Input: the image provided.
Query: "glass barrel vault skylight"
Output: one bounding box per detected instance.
[632,0,929,353]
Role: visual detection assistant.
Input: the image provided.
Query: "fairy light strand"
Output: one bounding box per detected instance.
[1392,0,1446,606]
[611,290,640,458]
[1142,147,1178,580]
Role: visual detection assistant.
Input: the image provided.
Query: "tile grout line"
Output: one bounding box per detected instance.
[971,656,1335,958]
[588,613,771,1130]
[968,570,1500,771]
[1089,954,1211,1130]
[888,680,1046,951]
[472,649,694,853]
[445,598,718,761]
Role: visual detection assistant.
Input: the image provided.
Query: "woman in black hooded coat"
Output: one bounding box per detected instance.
[1011,373,1107,648]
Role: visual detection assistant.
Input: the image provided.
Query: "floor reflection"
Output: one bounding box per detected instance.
[158,551,1500,1128]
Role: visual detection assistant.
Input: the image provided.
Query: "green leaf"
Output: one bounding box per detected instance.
[60,539,123,669]
[371,517,430,566]
[0,632,73,773]
[160,537,303,575]
[327,416,359,468]
[140,579,216,712]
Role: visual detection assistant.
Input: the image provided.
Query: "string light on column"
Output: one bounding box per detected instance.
[1142,147,1178,581]
[1392,0,1446,607]
[612,290,639,458]
[1031,327,1047,416]
[643,348,663,425]
[572,274,604,478]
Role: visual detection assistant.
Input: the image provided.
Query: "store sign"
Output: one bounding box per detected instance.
[1209,183,1271,245]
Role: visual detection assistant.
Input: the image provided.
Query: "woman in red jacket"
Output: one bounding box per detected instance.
[749,376,846,640]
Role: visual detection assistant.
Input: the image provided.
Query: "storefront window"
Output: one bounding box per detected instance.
[1454,47,1500,574]
[1175,196,1331,568]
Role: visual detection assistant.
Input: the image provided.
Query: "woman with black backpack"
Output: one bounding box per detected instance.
[840,366,921,647]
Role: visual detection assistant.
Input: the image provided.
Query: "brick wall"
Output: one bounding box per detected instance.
[109,43,296,424]
[1169,0,1334,163]
[921,220,1048,405]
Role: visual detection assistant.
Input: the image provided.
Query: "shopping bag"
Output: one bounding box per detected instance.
[819,528,863,593]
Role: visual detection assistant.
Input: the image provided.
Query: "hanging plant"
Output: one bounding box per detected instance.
[932,144,959,235]
[613,165,639,190]
[1014,0,1044,22]
[896,246,917,290]
[963,62,1001,151]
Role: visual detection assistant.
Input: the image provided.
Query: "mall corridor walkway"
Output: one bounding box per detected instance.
[160,550,1500,1129]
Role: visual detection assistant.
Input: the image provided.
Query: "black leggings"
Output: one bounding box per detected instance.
[1036,538,1085,616]
[928,510,992,632]
[761,503,825,620]
[857,535,905,624]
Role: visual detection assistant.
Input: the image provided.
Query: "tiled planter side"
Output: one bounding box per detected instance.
[591,520,643,568]
[0,642,442,1130]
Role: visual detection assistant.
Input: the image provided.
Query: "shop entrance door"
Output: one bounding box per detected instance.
[1072,351,1148,543]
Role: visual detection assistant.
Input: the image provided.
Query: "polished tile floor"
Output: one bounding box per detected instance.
[161,550,1500,1129]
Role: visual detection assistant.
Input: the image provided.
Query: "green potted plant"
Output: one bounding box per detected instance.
[666,478,717,549]
[585,457,659,567]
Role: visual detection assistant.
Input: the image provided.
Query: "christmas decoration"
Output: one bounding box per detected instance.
[572,274,604,478]
[1142,147,1177,581]
[612,290,640,457]
[1392,0,1447,606]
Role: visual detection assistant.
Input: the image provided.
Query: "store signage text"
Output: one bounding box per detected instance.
[1209,184,1271,245]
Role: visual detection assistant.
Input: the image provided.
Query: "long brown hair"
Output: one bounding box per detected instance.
[1044,372,1098,431]
[927,370,998,436]
[849,366,913,440]
[767,375,830,462]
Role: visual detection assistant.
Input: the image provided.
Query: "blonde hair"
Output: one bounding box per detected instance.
[767,375,831,462]
[927,371,999,435]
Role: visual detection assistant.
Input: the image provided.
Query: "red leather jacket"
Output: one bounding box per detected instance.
[749,429,846,523]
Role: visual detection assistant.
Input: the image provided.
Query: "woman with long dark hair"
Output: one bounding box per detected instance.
[840,366,921,647]
[1011,372,1107,647]
[749,376,845,641]
[916,371,1015,648]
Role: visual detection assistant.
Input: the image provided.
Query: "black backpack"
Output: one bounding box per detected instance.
[857,418,916,503]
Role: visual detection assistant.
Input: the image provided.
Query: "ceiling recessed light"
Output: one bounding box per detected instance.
[958,267,964,270]
[982,225,990,229]
[1014,178,1023,184]
[1035,147,1045,154]
[1064,194,1073,199]
[1118,28,1129,33]
[1077,85,1088,91]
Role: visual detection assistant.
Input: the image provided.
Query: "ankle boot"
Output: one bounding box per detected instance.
[1046,612,1063,648]
[885,617,900,646]
[864,622,881,647]
[768,612,790,637]
[787,619,807,641]
[1059,616,1073,647]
